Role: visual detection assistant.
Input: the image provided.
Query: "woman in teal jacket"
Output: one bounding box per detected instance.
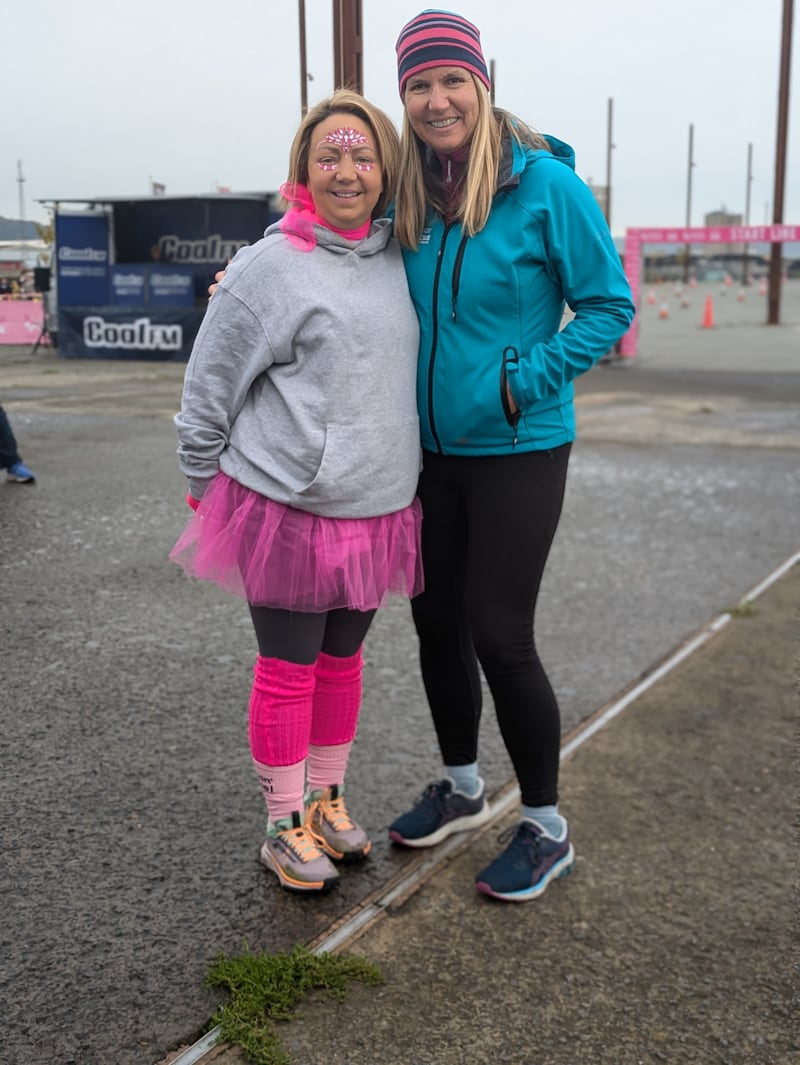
[388,9,635,903]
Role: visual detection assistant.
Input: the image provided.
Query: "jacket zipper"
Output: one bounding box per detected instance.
[500,345,521,447]
[428,224,455,453]
[450,234,468,321]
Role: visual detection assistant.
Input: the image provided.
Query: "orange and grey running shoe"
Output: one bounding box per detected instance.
[259,811,340,894]
[305,785,372,863]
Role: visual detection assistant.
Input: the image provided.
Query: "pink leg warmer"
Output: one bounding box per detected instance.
[307,649,362,792]
[248,656,316,766]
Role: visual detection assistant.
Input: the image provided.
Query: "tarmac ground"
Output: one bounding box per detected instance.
[1,278,798,1065]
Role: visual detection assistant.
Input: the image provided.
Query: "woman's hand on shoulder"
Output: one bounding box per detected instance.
[208,264,230,299]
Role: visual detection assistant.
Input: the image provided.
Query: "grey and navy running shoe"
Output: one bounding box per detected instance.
[388,777,491,848]
[475,819,575,902]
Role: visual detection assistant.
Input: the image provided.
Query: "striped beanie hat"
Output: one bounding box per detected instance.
[396,9,491,98]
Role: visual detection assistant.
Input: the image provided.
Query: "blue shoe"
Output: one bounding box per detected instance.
[475,819,575,902]
[6,461,35,483]
[389,777,492,848]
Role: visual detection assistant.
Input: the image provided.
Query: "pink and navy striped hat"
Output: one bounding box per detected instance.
[396,9,491,98]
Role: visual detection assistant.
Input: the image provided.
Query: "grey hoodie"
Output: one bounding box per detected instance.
[175,218,421,519]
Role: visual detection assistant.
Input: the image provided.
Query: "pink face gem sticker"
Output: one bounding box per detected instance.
[314,127,376,171]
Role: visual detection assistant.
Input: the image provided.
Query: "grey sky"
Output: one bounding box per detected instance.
[3,0,797,236]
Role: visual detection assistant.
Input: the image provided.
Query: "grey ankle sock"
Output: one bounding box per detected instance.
[521,804,567,841]
[446,763,481,797]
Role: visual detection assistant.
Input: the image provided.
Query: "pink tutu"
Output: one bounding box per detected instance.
[170,473,424,612]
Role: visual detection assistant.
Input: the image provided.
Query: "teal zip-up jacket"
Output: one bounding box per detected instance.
[401,133,635,455]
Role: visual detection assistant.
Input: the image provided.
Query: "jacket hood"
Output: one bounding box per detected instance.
[499,132,576,190]
[263,216,393,256]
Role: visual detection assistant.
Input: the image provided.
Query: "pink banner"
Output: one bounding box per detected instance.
[629,223,800,245]
[0,298,45,345]
[619,223,799,358]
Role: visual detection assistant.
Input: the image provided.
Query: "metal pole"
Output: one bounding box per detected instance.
[605,97,614,230]
[298,0,308,116]
[17,160,26,240]
[742,142,753,285]
[767,0,794,325]
[489,58,495,106]
[333,0,363,93]
[683,123,694,284]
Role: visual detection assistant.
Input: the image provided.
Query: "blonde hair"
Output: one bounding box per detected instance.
[285,89,401,219]
[393,74,550,250]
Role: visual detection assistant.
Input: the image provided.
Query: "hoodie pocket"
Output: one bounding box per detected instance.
[293,416,420,514]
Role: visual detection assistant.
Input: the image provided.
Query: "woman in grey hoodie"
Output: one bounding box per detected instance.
[171,90,422,895]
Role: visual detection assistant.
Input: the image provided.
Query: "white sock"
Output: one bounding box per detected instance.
[445,763,481,797]
[521,804,567,841]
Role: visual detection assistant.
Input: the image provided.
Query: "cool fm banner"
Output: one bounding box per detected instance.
[110,266,194,307]
[112,198,278,299]
[58,307,205,362]
[56,212,111,307]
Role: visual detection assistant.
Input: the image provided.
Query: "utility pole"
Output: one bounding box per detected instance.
[17,160,26,237]
[298,0,308,116]
[605,97,614,231]
[742,143,753,285]
[333,0,363,93]
[767,0,794,325]
[683,124,695,284]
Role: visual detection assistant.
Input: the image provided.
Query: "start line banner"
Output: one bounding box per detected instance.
[620,223,800,358]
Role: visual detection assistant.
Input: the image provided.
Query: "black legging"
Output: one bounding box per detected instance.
[248,605,376,665]
[0,404,22,470]
[410,444,571,807]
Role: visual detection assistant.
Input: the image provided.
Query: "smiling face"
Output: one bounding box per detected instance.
[403,66,481,153]
[306,114,383,230]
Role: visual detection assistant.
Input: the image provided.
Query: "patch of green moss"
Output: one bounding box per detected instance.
[205,944,382,1065]
[728,601,759,618]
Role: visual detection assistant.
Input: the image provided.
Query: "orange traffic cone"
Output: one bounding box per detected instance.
[647,289,656,305]
[658,300,669,319]
[702,295,715,329]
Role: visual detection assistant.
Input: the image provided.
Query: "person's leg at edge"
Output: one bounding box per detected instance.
[389,452,492,847]
[0,405,21,470]
[0,404,35,482]
[460,446,577,901]
[305,607,376,862]
[247,605,337,893]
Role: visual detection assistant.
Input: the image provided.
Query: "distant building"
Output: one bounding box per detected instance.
[0,239,49,290]
[705,208,744,254]
[586,179,610,226]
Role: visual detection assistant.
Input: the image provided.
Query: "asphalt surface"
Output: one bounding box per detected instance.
[1,280,798,1065]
